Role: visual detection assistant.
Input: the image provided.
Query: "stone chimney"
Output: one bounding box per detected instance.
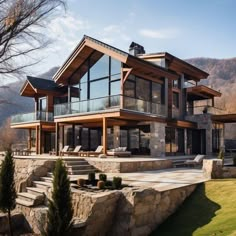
[129,42,145,56]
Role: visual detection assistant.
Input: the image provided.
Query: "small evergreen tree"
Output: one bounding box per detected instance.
[0,150,16,236]
[44,159,73,236]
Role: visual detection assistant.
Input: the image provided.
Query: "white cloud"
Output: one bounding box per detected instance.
[139,28,179,39]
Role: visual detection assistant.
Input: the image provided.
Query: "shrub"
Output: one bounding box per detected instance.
[44,159,73,236]
[99,174,107,182]
[0,150,16,236]
[88,172,96,183]
[97,180,105,189]
[113,177,122,189]
[105,180,113,187]
[77,178,86,187]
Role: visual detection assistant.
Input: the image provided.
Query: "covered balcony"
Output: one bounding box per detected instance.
[54,95,167,117]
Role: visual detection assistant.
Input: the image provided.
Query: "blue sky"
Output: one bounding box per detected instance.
[33,0,236,75]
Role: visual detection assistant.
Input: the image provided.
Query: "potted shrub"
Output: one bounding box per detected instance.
[113,177,122,189]
[97,180,105,189]
[99,174,107,182]
[88,172,96,185]
[77,178,86,187]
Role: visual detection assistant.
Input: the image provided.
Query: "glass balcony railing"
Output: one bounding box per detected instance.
[123,96,166,117]
[186,105,225,116]
[54,95,167,117]
[11,111,54,124]
[54,95,121,116]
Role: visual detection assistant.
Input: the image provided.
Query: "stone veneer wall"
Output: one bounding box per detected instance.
[86,159,172,173]
[14,158,55,192]
[150,122,166,157]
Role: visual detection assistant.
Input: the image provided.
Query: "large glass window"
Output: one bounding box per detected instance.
[80,82,88,101]
[90,78,109,99]
[136,77,150,101]
[110,80,120,96]
[39,97,46,112]
[111,58,121,75]
[173,92,179,108]
[90,54,109,81]
[124,80,135,97]
[152,82,162,104]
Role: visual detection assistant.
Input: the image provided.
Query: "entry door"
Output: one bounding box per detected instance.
[192,130,206,154]
[44,132,55,153]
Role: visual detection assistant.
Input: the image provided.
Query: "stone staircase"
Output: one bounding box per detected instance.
[64,158,97,175]
[16,158,98,207]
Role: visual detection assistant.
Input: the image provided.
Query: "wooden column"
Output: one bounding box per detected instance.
[36,126,39,154]
[55,122,59,156]
[28,129,32,150]
[102,117,107,154]
[39,124,42,154]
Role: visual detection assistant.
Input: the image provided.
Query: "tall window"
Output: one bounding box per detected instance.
[173,92,179,108]
[69,52,121,102]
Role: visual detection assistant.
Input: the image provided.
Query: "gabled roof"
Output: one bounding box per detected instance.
[20,76,66,97]
[53,35,178,84]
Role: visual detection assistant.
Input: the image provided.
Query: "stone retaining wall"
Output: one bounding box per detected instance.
[14,158,55,192]
[203,159,236,179]
[87,159,172,173]
[72,184,196,236]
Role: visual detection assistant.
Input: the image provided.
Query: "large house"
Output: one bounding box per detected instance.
[11,35,234,157]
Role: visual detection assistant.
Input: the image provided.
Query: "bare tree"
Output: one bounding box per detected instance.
[0,117,23,151]
[0,0,66,77]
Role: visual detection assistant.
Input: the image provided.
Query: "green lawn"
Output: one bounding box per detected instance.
[150,179,236,236]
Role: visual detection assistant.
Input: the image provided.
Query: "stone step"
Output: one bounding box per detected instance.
[16,198,34,207]
[68,169,97,175]
[26,187,46,196]
[40,176,53,183]
[64,160,89,166]
[17,192,44,206]
[47,172,53,178]
[66,165,94,171]
[33,181,52,190]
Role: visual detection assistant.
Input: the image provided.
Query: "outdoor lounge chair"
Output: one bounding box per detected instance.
[107,147,131,157]
[61,145,82,156]
[184,154,205,167]
[59,145,70,156]
[79,145,103,157]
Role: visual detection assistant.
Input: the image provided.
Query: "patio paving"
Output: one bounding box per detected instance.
[70,167,209,192]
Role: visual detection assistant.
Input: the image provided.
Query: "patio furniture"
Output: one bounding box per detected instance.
[79,145,103,157]
[61,145,82,156]
[107,147,131,157]
[184,154,205,167]
[59,145,70,156]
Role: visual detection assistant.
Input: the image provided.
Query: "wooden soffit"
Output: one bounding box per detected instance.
[212,114,236,123]
[187,85,221,101]
[167,119,197,129]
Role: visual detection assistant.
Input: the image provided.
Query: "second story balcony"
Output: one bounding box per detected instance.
[11,111,54,124]
[54,95,167,118]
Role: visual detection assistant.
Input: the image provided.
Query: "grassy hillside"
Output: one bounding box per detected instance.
[151,179,236,236]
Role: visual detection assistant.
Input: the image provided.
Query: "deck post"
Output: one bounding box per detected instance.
[36,125,39,154]
[28,129,32,150]
[39,124,42,154]
[102,117,107,154]
[55,122,59,156]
